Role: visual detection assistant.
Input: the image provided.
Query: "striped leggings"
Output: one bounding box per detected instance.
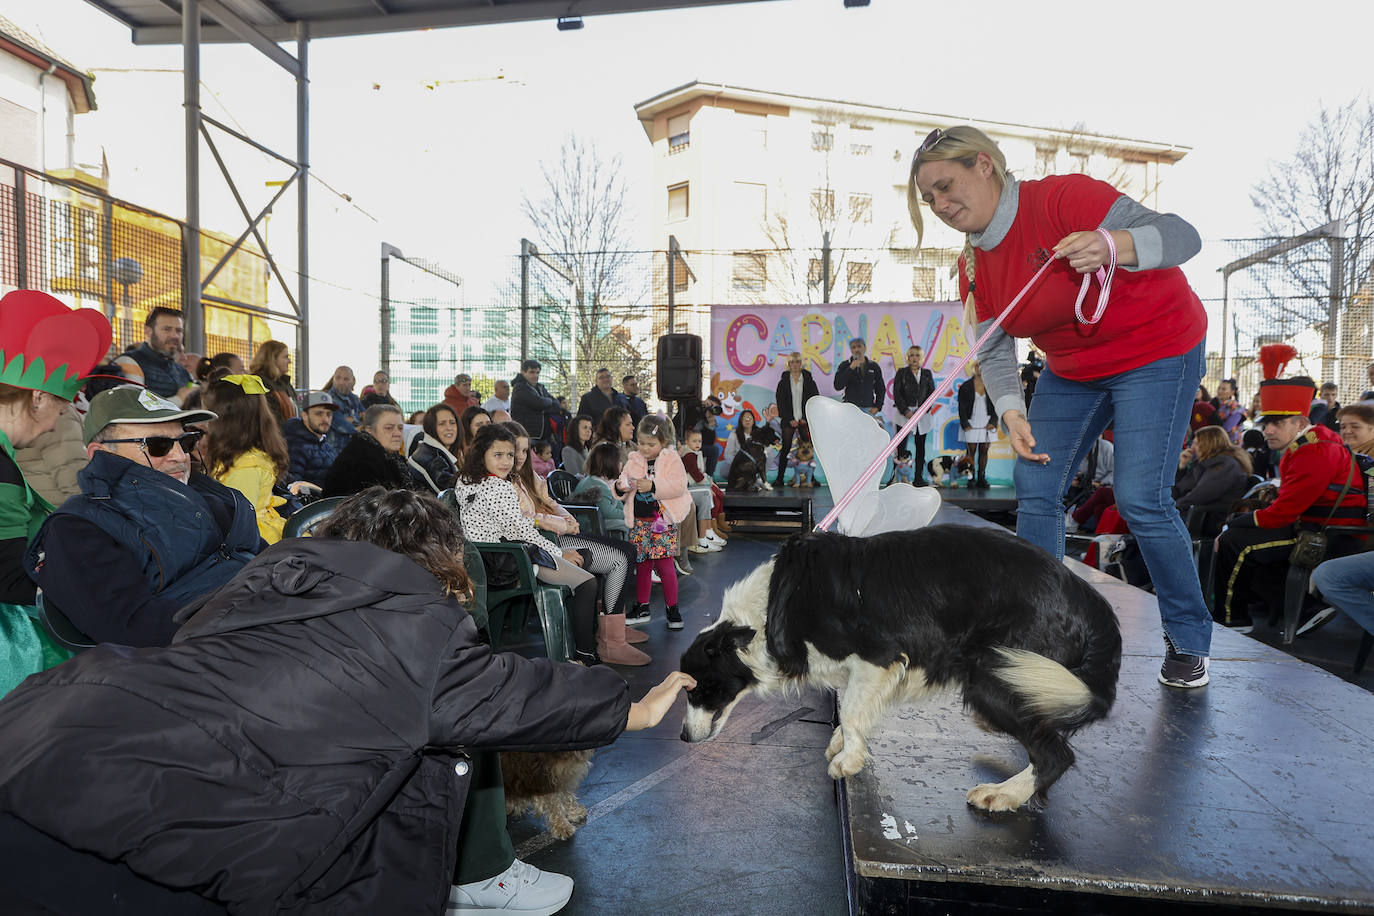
[561,534,636,615]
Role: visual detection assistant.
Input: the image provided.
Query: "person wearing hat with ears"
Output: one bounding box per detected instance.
[0,291,112,695]
[1211,368,1367,636]
[285,390,341,489]
[25,385,262,652]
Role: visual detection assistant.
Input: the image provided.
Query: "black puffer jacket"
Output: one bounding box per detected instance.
[0,538,630,914]
[322,432,416,497]
[1174,454,1250,513]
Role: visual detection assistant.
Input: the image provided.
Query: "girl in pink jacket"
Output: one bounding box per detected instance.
[617,415,693,630]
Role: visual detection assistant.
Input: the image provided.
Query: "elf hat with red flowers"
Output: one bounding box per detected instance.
[0,290,113,401]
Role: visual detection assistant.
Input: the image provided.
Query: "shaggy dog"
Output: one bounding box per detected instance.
[501,750,594,839]
[679,526,1121,812]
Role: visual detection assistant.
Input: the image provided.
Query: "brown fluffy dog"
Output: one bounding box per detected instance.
[501,749,594,839]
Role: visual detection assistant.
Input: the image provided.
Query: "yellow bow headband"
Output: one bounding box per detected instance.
[220,374,269,395]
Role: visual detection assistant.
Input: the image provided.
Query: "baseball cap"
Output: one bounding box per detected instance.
[83,385,217,446]
[303,390,338,411]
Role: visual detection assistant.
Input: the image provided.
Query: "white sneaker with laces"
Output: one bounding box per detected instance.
[447,858,573,915]
[703,531,726,546]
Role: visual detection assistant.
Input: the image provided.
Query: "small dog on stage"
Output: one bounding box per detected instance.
[679,527,1121,812]
[501,750,594,839]
[789,442,818,487]
[726,443,769,492]
[891,447,915,485]
[926,455,974,488]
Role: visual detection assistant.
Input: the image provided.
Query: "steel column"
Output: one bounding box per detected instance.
[296,23,310,386]
[183,0,204,352]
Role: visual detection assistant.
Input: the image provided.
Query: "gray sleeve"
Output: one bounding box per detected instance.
[1100,196,1201,271]
[974,317,1027,421]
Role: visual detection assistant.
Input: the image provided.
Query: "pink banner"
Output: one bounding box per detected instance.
[708,301,969,439]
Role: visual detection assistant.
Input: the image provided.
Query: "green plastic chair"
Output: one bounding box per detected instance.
[562,504,606,538]
[282,496,348,538]
[438,489,574,663]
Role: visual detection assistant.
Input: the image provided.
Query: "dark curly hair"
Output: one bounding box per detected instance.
[458,423,519,484]
[315,486,471,598]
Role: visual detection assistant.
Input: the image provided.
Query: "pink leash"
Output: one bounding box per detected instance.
[815,228,1117,532]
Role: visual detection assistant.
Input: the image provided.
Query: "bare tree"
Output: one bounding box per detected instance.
[520,135,650,400]
[1249,97,1374,326]
[1032,122,1164,204]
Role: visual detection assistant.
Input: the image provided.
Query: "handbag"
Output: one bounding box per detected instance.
[1288,463,1356,569]
[481,540,559,591]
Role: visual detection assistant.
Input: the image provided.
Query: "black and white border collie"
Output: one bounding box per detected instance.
[679,526,1121,812]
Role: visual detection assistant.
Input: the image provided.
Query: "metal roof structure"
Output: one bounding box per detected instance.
[77,0,778,378]
[85,0,777,44]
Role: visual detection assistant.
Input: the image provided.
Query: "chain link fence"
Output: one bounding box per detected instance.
[0,156,299,375]
[1202,232,1371,409]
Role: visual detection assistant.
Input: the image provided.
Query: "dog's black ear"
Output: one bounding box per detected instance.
[706,624,756,657]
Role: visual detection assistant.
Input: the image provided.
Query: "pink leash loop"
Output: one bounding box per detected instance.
[816,226,1119,532]
[1073,228,1117,325]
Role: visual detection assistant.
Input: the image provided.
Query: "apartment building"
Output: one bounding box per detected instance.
[634,82,1190,319]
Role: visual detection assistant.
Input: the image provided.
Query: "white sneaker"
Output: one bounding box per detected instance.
[689,544,712,554]
[1064,511,1080,534]
[447,859,573,915]
[703,531,726,546]
[762,480,774,490]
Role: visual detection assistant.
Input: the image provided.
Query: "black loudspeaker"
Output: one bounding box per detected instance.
[656,333,703,400]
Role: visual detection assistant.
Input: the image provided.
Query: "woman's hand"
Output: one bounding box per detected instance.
[561,549,584,567]
[1053,229,1136,273]
[625,671,698,731]
[636,478,654,493]
[1004,411,1049,464]
[288,481,321,497]
[1179,446,1195,470]
[564,518,580,536]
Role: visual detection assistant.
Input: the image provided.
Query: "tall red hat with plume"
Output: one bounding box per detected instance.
[0,290,113,401]
[1255,343,1311,422]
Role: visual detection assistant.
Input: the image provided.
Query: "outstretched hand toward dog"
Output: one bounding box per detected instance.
[626,672,697,731]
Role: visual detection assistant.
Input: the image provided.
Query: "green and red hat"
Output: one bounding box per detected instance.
[0,290,113,401]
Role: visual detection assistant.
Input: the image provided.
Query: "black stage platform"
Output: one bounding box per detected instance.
[504,494,1374,915]
[843,558,1374,915]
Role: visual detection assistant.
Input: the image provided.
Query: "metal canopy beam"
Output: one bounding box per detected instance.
[127,0,778,43]
[198,0,301,77]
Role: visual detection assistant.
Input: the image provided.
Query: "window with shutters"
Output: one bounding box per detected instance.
[732,252,766,292]
[667,183,689,222]
[847,261,873,296]
[668,113,690,154]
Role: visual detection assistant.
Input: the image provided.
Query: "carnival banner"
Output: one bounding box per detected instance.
[707,302,1017,484]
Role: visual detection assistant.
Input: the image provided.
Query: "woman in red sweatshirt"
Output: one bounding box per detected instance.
[910,125,1210,690]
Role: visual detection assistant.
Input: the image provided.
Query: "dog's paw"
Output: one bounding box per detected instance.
[825,726,845,761]
[569,802,588,824]
[547,818,578,840]
[827,748,868,780]
[966,783,1026,813]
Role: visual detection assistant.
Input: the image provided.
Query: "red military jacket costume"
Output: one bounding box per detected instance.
[1231,375,1365,530]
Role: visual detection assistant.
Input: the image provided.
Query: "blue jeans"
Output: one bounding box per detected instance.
[1013,342,1211,657]
[1311,553,1374,639]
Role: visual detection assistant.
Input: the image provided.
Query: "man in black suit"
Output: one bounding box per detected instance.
[774,352,820,488]
[576,368,622,426]
[893,345,937,485]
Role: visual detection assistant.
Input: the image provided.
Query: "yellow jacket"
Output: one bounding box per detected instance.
[215,449,286,544]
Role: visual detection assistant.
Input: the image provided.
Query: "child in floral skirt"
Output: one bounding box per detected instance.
[617,415,694,629]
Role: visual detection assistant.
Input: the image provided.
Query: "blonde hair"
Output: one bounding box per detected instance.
[637,414,676,448]
[1192,426,1253,474]
[906,126,1011,334]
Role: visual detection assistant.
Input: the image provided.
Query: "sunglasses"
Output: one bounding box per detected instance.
[916,128,946,158]
[100,430,204,458]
